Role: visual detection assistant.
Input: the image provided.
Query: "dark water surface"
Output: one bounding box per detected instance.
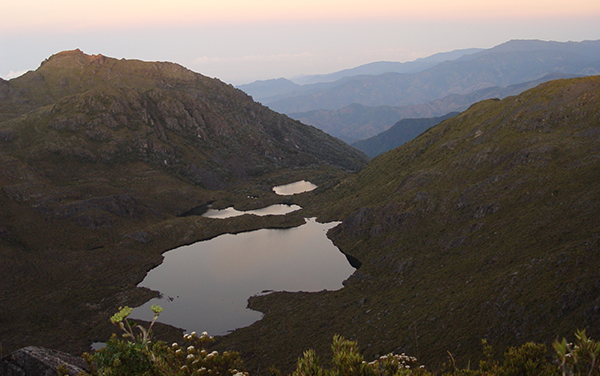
[131,218,354,335]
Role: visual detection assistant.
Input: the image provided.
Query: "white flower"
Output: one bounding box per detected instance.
[188,346,195,351]
[191,331,197,337]
[187,354,195,360]
[172,342,179,348]
[202,331,209,337]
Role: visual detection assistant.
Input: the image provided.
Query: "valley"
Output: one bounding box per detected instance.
[1,48,600,376]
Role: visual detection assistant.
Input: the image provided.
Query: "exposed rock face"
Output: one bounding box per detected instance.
[0,347,88,376]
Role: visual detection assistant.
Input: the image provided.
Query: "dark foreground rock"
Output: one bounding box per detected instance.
[0,346,88,376]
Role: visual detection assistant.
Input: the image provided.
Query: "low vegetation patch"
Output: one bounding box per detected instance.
[70,306,600,376]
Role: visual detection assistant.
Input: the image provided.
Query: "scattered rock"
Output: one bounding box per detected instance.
[125,230,152,243]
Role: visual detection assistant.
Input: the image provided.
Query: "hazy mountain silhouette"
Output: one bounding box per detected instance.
[290,47,484,85]
[352,112,460,157]
[290,73,577,142]
[237,48,483,102]
[265,40,600,114]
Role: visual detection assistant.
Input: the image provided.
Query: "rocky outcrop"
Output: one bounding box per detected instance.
[0,346,88,376]
[1,50,369,188]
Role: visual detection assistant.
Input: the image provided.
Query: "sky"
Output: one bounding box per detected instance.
[1,0,600,85]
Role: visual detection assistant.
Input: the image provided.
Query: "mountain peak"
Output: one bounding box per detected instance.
[40,49,107,70]
[34,49,202,87]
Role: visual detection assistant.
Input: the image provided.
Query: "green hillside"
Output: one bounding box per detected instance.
[216,76,600,374]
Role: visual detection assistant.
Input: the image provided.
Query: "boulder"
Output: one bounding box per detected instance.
[0,346,88,376]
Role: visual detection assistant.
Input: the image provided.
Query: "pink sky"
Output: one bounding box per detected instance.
[2,0,600,83]
[4,0,600,28]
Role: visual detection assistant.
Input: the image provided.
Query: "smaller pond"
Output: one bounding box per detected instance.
[202,204,301,219]
[273,180,317,195]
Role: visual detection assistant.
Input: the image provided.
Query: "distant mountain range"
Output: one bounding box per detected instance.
[289,48,485,85]
[289,74,573,143]
[237,47,484,102]
[238,40,600,142]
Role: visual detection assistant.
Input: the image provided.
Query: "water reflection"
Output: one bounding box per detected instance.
[131,218,354,335]
[203,204,301,219]
[273,180,317,195]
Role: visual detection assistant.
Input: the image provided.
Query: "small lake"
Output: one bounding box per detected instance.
[273,180,317,195]
[203,204,301,219]
[131,218,354,335]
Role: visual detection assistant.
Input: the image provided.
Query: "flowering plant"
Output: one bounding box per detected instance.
[109,305,163,346]
[80,306,246,376]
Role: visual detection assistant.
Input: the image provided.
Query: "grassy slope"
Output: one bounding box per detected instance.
[216,76,600,374]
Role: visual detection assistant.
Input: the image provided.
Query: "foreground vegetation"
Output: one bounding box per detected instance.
[70,306,599,376]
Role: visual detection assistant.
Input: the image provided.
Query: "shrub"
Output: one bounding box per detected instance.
[291,335,429,376]
[77,306,600,376]
[80,306,246,376]
[553,330,600,376]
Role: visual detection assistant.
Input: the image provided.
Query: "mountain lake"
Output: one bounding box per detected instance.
[130,181,355,335]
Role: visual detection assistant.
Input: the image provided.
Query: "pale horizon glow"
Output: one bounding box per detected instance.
[1,0,600,84]
[4,0,600,30]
